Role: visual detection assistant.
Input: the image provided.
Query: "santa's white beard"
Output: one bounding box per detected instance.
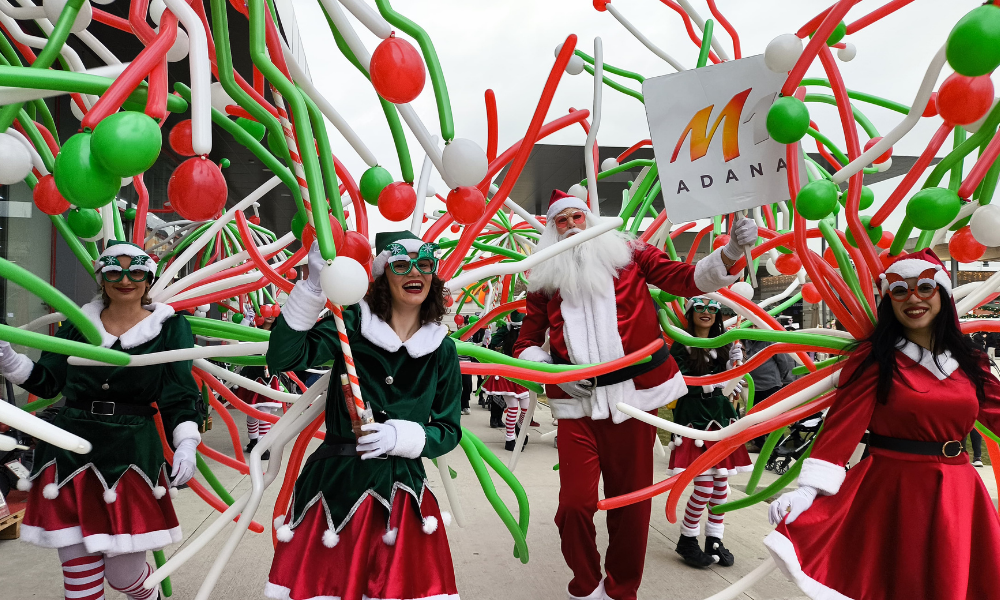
[528,213,635,300]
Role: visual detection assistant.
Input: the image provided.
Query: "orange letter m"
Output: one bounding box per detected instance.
[670,88,752,164]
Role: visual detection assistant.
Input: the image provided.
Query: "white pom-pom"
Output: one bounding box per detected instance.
[322,529,340,548]
[667,441,676,450]
[382,528,398,546]
[675,436,683,447]
[273,515,285,530]
[440,511,452,527]
[152,486,167,499]
[694,439,705,448]
[16,478,31,492]
[276,525,294,542]
[103,488,117,504]
[169,487,179,499]
[422,515,439,535]
[42,483,59,499]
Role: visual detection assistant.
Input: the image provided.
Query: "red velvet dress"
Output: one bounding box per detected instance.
[765,342,1000,600]
[481,375,529,400]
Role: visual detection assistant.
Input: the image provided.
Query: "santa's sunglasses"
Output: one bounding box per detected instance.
[554,211,586,229]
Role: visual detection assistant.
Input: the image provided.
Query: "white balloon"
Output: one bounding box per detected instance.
[565,55,584,76]
[43,0,92,32]
[764,34,802,73]
[210,81,234,114]
[149,0,166,25]
[966,99,999,134]
[321,257,369,306]
[567,183,587,200]
[730,281,755,301]
[837,42,857,62]
[424,184,436,197]
[197,304,210,313]
[442,138,488,188]
[970,204,1000,247]
[553,42,564,58]
[121,177,133,188]
[82,231,104,243]
[90,0,114,5]
[0,133,33,185]
[70,100,85,121]
[194,310,207,318]
[765,258,781,277]
[166,28,189,62]
[601,157,619,172]
[875,157,892,173]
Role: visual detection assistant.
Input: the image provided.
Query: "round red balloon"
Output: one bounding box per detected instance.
[168,120,195,156]
[446,186,486,225]
[450,223,461,233]
[863,137,892,164]
[378,182,416,221]
[712,234,730,250]
[774,253,801,275]
[249,215,261,225]
[453,314,463,327]
[937,73,995,125]
[343,231,372,265]
[370,33,426,104]
[876,231,894,249]
[260,304,273,318]
[33,174,70,215]
[949,225,986,262]
[822,246,839,268]
[922,92,938,118]
[168,157,228,221]
[302,216,346,254]
[801,283,822,304]
[879,248,904,269]
[285,268,298,279]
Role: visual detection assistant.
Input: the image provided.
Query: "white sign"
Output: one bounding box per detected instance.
[643,54,806,223]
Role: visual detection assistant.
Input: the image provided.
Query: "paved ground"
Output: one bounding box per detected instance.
[3,400,996,600]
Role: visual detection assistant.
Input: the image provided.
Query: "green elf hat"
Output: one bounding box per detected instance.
[96,240,155,276]
[372,230,439,277]
[509,310,524,327]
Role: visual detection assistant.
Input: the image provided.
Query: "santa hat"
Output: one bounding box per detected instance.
[878,248,952,296]
[546,189,590,223]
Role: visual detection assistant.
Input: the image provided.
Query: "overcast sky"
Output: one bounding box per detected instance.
[286,0,994,239]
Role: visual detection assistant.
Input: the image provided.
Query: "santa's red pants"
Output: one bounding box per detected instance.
[556,413,656,600]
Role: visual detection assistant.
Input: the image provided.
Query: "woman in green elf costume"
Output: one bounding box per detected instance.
[265,231,463,600]
[0,240,203,600]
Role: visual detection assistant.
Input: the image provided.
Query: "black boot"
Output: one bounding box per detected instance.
[675,535,713,568]
[504,436,527,452]
[244,438,258,453]
[705,536,734,567]
[261,449,271,461]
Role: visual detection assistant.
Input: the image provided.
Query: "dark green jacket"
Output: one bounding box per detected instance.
[670,340,741,431]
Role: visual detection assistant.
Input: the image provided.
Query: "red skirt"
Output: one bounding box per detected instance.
[765,449,1000,600]
[21,463,181,554]
[667,436,753,476]
[267,490,459,600]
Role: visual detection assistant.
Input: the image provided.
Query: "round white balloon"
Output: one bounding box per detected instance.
[730,281,755,301]
[424,183,436,197]
[875,157,892,172]
[321,257,370,306]
[765,258,781,277]
[43,0,92,32]
[166,28,189,62]
[120,177,133,188]
[837,42,857,62]
[197,304,210,313]
[442,138,488,188]
[0,133,34,185]
[970,204,1000,247]
[149,0,166,25]
[565,55,585,76]
[764,34,802,73]
[601,157,619,172]
[965,98,999,134]
[210,82,234,114]
[567,183,587,200]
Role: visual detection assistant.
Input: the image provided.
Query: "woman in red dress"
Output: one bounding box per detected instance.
[765,249,1000,600]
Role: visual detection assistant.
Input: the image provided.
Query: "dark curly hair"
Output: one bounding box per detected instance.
[365,273,448,326]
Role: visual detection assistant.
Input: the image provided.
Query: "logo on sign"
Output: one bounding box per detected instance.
[671,88,751,164]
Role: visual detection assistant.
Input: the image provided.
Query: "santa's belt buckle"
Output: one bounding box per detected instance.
[942,440,963,458]
[91,401,115,416]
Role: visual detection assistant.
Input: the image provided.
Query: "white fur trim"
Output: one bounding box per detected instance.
[693,248,740,293]
[440,511,452,527]
[276,525,294,542]
[797,458,846,496]
[282,281,328,331]
[518,345,553,364]
[152,486,167,499]
[16,477,31,491]
[382,527,398,546]
[546,196,590,222]
[567,580,606,600]
[705,520,724,539]
[372,238,427,277]
[79,300,175,349]
[172,420,202,448]
[880,258,951,295]
[264,582,461,600]
[103,488,117,504]
[422,515,438,534]
[609,369,689,424]
[169,487,179,499]
[20,524,182,553]
[764,530,852,600]
[386,419,426,459]
[322,529,340,548]
[4,351,33,385]
[680,520,701,537]
[896,339,958,380]
[98,243,152,261]
[42,483,59,499]
[359,300,447,358]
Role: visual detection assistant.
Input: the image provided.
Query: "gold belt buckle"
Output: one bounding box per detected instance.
[942,440,963,458]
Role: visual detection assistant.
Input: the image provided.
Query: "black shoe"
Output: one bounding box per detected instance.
[675,535,713,568]
[244,438,258,453]
[705,536,734,567]
[504,436,527,452]
[261,449,271,461]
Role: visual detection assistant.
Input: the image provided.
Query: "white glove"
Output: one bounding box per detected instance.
[170,438,198,486]
[768,485,818,526]
[728,343,743,365]
[358,422,397,460]
[557,380,594,399]
[305,241,326,293]
[723,218,758,261]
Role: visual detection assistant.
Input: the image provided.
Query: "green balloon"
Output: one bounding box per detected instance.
[267,130,286,157]
[236,117,266,142]
[796,180,840,220]
[90,112,162,177]
[810,21,846,46]
[906,187,962,230]
[951,215,972,231]
[123,208,137,221]
[947,4,1000,77]
[231,313,244,324]
[838,186,875,210]
[766,97,810,144]
[291,210,308,240]
[359,166,393,205]
[67,207,103,238]
[54,133,120,209]
[845,216,882,248]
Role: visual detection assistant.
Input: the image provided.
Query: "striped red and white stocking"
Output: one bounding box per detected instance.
[58,547,106,600]
[680,474,715,537]
[705,476,729,539]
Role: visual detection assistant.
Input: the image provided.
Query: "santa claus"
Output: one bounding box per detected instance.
[514,190,757,600]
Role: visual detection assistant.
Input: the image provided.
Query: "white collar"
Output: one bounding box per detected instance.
[895,339,959,380]
[80,298,177,349]
[358,300,448,358]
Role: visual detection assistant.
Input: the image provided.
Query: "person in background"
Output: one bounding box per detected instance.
[234,308,282,459]
[743,338,796,452]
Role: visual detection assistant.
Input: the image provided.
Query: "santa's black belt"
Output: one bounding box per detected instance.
[553,345,669,388]
[65,399,158,417]
[868,433,964,458]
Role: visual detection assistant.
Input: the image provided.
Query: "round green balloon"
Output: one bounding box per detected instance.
[359,166,393,205]
[838,186,875,210]
[237,117,266,142]
[231,313,244,324]
[810,21,846,46]
[766,97,810,144]
[291,211,308,240]
[845,216,882,248]
[947,4,1000,77]
[796,180,841,220]
[67,207,103,238]
[54,133,121,209]
[123,208,137,221]
[90,112,162,177]
[906,187,962,230]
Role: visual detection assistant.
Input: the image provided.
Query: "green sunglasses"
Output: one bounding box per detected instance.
[389,256,438,276]
[690,297,721,314]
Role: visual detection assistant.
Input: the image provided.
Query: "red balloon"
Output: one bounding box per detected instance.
[937,73,995,126]
[342,231,372,265]
[879,248,903,269]
[285,268,298,279]
[949,225,986,262]
[260,304,273,318]
[272,305,281,317]
[168,157,228,221]
[594,0,609,10]
[922,92,938,118]
[774,253,801,275]
[450,223,461,233]
[249,215,261,225]
[254,316,264,327]
[863,137,892,164]
[876,231,894,249]
[454,314,464,327]
[446,186,487,225]
[822,246,839,268]
[33,174,70,215]
[801,282,822,304]
[344,209,350,219]
[422,214,429,223]
[304,215,346,255]
[712,234,730,250]
[168,120,195,156]
[378,182,417,221]
[444,295,454,307]
[370,33,426,104]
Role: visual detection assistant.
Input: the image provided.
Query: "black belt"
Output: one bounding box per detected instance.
[65,399,158,417]
[868,433,964,458]
[305,439,359,465]
[553,344,669,388]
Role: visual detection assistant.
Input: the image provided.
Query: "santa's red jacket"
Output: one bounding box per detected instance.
[514,243,736,423]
